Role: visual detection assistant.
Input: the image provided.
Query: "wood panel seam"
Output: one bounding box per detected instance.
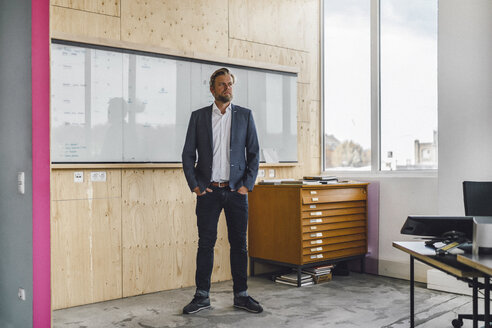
[52,196,122,202]
[229,37,310,54]
[120,166,123,299]
[51,4,121,18]
[227,0,230,50]
[119,0,122,42]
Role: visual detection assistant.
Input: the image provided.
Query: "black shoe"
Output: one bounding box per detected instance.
[183,296,211,314]
[233,296,263,313]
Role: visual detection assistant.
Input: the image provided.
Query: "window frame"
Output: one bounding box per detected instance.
[320,0,438,177]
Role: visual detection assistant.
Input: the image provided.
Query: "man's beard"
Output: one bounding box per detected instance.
[216,93,233,103]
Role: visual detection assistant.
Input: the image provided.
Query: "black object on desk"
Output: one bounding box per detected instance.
[401,215,474,257]
[401,215,473,241]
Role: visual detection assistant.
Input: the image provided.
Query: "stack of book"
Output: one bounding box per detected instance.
[259,177,347,186]
[259,178,297,185]
[302,264,334,284]
[303,176,339,184]
[274,271,314,287]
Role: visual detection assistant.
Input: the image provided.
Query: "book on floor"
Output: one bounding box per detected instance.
[302,269,331,276]
[275,278,314,287]
[276,272,312,282]
[302,264,334,274]
[313,272,333,284]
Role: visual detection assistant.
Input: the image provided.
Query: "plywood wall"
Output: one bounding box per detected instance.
[51,170,123,309]
[50,0,320,309]
[121,169,232,297]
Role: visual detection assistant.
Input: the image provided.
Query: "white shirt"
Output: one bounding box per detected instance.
[211,102,231,182]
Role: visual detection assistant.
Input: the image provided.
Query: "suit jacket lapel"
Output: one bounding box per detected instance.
[206,104,213,153]
[230,103,237,146]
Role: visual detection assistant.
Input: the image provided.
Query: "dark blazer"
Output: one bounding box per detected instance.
[182,104,260,193]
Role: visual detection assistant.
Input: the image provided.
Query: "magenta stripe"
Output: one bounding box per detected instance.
[32,0,51,326]
[366,182,380,274]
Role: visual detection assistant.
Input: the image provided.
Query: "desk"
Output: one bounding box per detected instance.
[457,253,492,327]
[393,241,484,328]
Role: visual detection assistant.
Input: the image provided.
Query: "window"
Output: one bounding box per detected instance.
[323,0,371,170]
[323,0,438,172]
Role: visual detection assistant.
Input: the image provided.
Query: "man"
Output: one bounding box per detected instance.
[181,67,262,314]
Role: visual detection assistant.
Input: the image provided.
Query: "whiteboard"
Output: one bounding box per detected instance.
[50,41,298,163]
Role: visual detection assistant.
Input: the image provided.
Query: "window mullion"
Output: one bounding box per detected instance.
[371,0,381,173]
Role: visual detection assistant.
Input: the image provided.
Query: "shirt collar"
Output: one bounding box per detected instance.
[212,102,232,115]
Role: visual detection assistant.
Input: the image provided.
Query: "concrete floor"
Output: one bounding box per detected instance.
[53,273,482,328]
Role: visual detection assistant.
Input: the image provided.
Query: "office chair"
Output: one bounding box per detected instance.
[452,181,492,328]
[463,181,492,216]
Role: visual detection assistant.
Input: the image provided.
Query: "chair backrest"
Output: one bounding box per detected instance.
[463,181,492,216]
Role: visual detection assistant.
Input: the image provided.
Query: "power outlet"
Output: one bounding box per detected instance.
[74,171,84,183]
[268,169,275,178]
[18,288,26,301]
[258,169,265,178]
[17,172,25,194]
[91,171,107,182]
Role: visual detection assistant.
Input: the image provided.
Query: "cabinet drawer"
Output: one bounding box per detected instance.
[302,188,367,204]
[302,214,365,227]
[303,246,366,263]
[303,227,365,242]
[302,214,365,232]
[302,240,366,256]
[302,221,366,240]
[301,201,366,212]
[301,207,365,219]
[302,233,366,248]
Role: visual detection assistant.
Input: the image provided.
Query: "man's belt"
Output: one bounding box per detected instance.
[210,181,229,187]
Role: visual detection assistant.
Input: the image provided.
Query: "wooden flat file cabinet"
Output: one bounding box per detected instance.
[248,182,369,267]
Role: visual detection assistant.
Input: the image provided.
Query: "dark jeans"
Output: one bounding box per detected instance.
[195,185,249,293]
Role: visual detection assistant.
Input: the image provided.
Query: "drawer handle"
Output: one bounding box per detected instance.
[310,205,317,209]
[311,226,317,230]
[310,232,323,238]
[312,197,319,202]
[310,239,322,245]
[310,218,322,223]
[311,247,323,252]
[310,211,322,216]
[310,254,323,259]
[310,191,317,195]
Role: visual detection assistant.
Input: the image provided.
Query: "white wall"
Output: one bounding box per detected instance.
[345,176,437,282]
[438,0,492,214]
[377,177,438,280]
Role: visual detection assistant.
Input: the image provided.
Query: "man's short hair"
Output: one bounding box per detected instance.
[209,67,235,88]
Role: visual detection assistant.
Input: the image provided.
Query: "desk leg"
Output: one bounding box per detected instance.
[410,255,414,328]
[485,276,490,328]
[473,277,478,328]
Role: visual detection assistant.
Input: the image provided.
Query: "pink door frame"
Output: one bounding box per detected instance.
[32,0,50,326]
